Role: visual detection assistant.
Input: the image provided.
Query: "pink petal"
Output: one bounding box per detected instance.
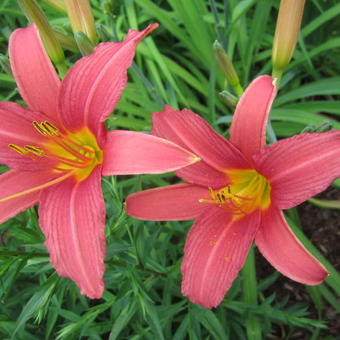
[151,106,235,186]
[254,131,340,209]
[125,183,210,221]
[39,167,106,298]
[9,25,60,120]
[182,208,261,308]
[0,170,41,223]
[230,75,277,161]
[0,169,73,204]
[152,106,249,172]
[0,102,57,170]
[59,24,158,134]
[176,161,229,188]
[256,208,328,284]
[102,130,199,175]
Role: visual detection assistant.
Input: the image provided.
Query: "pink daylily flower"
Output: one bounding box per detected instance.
[0,24,199,298]
[126,75,340,308]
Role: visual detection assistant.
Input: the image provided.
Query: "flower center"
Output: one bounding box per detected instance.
[8,121,103,181]
[199,169,271,218]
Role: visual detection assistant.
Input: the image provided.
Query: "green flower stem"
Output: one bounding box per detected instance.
[242,246,262,340]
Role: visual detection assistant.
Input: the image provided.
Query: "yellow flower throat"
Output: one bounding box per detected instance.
[199,169,271,218]
[8,121,103,181]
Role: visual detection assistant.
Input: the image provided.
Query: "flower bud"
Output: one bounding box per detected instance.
[64,0,97,45]
[219,90,238,109]
[213,41,243,96]
[272,0,306,78]
[17,0,65,66]
[42,0,66,12]
[301,120,332,133]
[309,198,340,210]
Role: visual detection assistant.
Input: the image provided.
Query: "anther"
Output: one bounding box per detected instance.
[32,121,48,136]
[42,121,59,136]
[8,144,27,155]
[24,145,45,157]
[32,120,60,137]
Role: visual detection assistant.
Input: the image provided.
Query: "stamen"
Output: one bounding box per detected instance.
[42,121,59,136]
[9,122,102,182]
[8,144,27,155]
[200,169,271,217]
[60,134,95,154]
[51,138,92,162]
[24,145,45,157]
[32,121,48,136]
[233,194,253,201]
[33,120,60,137]
[199,185,253,216]
[43,152,91,168]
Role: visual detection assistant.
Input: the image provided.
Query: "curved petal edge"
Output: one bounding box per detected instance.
[256,208,328,285]
[9,24,61,120]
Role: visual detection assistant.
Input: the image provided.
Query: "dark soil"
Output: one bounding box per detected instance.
[256,187,340,339]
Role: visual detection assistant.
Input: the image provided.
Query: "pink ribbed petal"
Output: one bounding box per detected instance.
[125,183,209,221]
[39,167,106,299]
[152,107,227,187]
[230,76,277,161]
[0,170,41,223]
[182,208,261,308]
[0,169,57,201]
[59,24,158,134]
[254,131,340,209]
[151,106,249,172]
[0,102,56,170]
[102,130,199,175]
[176,162,228,189]
[9,25,60,120]
[256,208,328,284]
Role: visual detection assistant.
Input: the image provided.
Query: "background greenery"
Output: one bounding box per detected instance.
[0,0,339,338]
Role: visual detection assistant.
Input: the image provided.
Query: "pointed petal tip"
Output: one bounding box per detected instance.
[59,23,159,133]
[127,23,159,44]
[230,75,277,159]
[182,288,219,309]
[143,23,159,35]
[272,77,278,87]
[102,131,200,175]
[9,24,61,120]
[256,209,329,286]
[80,281,105,299]
[151,105,249,172]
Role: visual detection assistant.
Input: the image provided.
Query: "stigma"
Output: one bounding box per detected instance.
[8,120,103,181]
[199,169,271,218]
